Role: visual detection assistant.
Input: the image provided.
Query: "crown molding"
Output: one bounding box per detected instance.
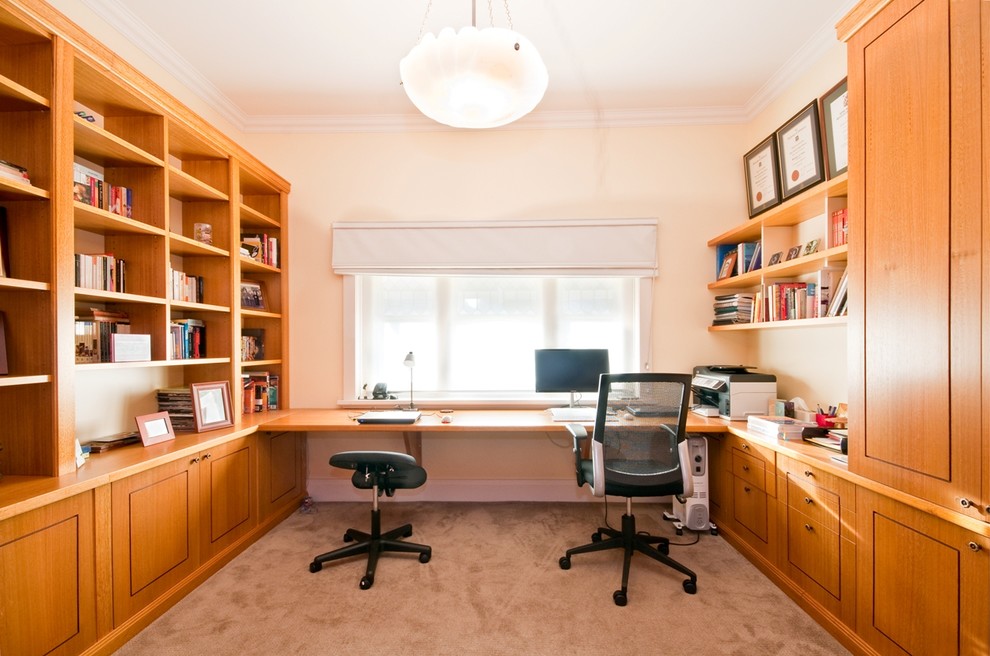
[77,0,855,135]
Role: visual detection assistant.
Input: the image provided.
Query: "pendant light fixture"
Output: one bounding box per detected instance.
[400,0,548,129]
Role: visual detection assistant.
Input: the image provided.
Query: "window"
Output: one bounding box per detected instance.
[349,275,643,401]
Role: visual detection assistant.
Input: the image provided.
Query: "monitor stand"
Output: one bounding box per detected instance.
[568,391,580,407]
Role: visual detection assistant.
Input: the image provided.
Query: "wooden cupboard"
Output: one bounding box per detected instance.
[711,432,778,563]
[257,431,306,521]
[843,0,987,520]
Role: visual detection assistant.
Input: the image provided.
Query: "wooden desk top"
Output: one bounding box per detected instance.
[258,408,733,433]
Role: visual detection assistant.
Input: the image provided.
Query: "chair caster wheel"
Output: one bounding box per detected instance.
[612,590,627,606]
[559,556,571,570]
[308,561,322,573]
[359,576,374,590]
[591,533,602,542]
[659,543,669,556]
[419,551,431,563]
[683,579,697,594]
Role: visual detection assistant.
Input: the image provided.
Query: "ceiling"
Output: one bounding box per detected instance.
[68,0,856,133]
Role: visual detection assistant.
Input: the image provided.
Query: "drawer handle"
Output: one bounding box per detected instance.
[959,498,973,509]
[742,443,750,451]
[804,470,814,477]
[804,497,813,505]
[969,542,982,553]
[742,465,750,472]
[804,524,814,532]
[190,457,201,464]
[744,486,751,493]
[203,453,212,460]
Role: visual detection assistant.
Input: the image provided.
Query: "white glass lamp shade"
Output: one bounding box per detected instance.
[400,26,549,129]
[404,351,416,367]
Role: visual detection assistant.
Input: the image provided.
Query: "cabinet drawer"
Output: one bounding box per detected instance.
[733,450,772,495]
[733,475,769,542]
[786,476,839,533]
[786,505,841,597]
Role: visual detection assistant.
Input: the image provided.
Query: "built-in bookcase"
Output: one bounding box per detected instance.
[0,0,289,478]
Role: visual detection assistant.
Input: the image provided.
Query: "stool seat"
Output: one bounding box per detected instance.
[309,450,431,589]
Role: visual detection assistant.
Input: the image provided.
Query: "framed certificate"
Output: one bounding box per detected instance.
[776,101,825,200]
[743,135,781,218]
[820,78,848,179]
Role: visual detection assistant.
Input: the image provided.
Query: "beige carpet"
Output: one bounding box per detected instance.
[114,502,850,655]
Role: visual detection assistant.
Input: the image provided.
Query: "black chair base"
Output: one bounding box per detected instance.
[559,511,697,606]
[309,507,431,589]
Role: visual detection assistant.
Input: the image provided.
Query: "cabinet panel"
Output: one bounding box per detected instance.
[258,430,305,519]
[111,457,199,624]
[786,505,840,597]
[733,475,769,542]
[0,492,96,656]
[857,489,990,655]
[200,436,255,559]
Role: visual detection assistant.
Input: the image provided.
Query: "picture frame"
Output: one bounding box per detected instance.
[191,381,233,432]
[135,411,175,446]
[804,238,821,256]
[743,135,781,218]
[240,280,266,310]
[776,100,825,200]
[820,78,848,179]
[786,245,803,261]
[717,251,738,280]
[767,251,783,267]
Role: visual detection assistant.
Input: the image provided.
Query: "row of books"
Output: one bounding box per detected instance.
[0,158,30,185]
[241,328,265,361]
[713,266,848,325]
[756,282,820,322]
[715,241,762,279]
[157,387,195,432]
[171,269,204,304]
[73,162,134,218]
[241,232,279,268]
[170,318,206,360]
[75,252,126,293]
[712,293,755,326]
[241,371,278,413]
[74,308,130,363]
[829,207,849,247]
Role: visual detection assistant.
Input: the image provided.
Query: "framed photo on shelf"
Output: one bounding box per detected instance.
[191,381,233,432]
[135,411,175,447]
[820,78,848,179]
[743,135,781,218]
[776,100,825,200]
[717,251,738,280]
[240,280,266,310]
[804,238,821,256]
[767,251,783,267]
[786,245,803,261]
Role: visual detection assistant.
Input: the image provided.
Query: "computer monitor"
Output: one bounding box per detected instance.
[534,348,610,407]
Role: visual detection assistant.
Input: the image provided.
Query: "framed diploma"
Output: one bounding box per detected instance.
[743,135,781,218]
[820,78,848,179]
[776,101,825,200]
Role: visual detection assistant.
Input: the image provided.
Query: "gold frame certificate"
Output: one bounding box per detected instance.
[744,135,781,217]
[776,101,824,199]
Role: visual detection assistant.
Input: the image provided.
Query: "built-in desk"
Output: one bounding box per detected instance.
[259,408,732,463]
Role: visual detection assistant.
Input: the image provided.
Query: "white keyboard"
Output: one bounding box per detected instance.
[549,407,597,422]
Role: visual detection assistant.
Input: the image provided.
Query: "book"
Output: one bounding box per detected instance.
[746,414,816,440]
[746,241,762,273]
[736,242,758,276]
[241,328,265,361]
[826,267,849,317]
[86,430,140,453]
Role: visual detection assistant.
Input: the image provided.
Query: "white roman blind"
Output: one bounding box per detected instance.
[331,218,658,276]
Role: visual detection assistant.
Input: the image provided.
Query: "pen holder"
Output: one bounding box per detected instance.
[816,413,835,427]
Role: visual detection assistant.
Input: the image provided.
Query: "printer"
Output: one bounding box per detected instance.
[692,365,777,420]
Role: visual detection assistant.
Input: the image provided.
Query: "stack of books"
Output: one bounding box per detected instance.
[746,414,816,441]
[0,158,30,185]
[86,430,140,453]
[713,293,755,326]
[156,387,194,432]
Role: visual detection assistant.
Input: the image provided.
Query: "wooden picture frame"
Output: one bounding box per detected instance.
[820,78,848,179]
[786,245,803,261]
[743,135,781,218]
[717,251,738,280]
[776,100,825,200]
[136,411,175,446]
[767,251,783,267]
[240,280,266,310]
[191,381,233,432]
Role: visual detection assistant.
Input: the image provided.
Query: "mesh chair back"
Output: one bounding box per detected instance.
[591,373,691,497]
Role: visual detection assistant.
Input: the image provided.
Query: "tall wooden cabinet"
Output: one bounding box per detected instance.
[843,0,987,520]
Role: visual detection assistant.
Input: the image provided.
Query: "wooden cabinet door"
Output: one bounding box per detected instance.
[0,492,97,656]
[846,0,985,517]
[199,436,256,560]
[257,431,305,520]
[111,456,200,625]
[857,489,989,655]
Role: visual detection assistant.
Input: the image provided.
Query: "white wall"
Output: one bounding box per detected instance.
[53,0,848,499]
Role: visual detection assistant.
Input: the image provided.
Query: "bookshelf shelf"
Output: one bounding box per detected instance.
[240,203,279,229]
[709,245,848,290]
[0,176,48,200]
[73,116,164,168]
[73,202,166,236]
[0,374,51,387]
[0,71,48,109]
[168,165,228,202]
[0,277,48,292]
[240,308,281,320]
[239,257,280,274]
[168,232,228,257]
[76,357,231,371]
[241,358,281,368]
[708,315,847,332]
[170,299,230,313]
[74,288,167,305]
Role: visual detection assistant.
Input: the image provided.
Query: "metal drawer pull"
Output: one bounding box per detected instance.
[744,486,751,493]
[742,443,750,451]
[804,524,814,532]
[804,497,813,505]
[191,457,201,464]
[969,542,982,553]
[959,498,973,509]
[742,465,750,472]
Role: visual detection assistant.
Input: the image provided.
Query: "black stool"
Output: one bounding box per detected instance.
[309,451,431,589]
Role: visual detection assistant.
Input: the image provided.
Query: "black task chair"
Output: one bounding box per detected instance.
[558,372,698,606]
[309,451,431,589]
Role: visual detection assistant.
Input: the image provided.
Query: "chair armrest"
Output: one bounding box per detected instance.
[565,423,588,444]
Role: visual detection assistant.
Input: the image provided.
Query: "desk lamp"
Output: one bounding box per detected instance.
[403,352,417,410]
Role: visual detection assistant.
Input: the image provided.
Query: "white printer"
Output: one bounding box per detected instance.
[691,365,777,421]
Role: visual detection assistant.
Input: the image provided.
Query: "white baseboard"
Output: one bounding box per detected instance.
[306,478,593,503]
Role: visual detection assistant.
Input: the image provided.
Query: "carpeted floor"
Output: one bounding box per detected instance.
[114,501,850,655]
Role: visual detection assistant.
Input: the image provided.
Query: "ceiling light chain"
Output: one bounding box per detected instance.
[502,0,513,31]
[416,0,434,44]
